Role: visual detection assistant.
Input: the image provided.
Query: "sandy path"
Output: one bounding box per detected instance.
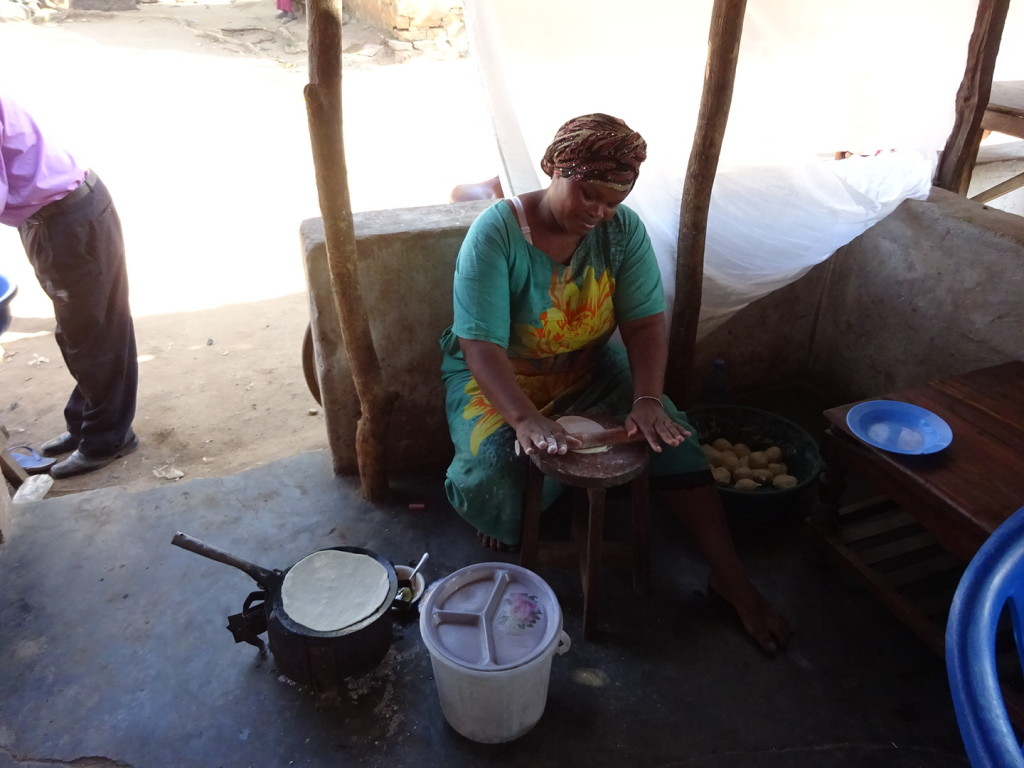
[0,5,498,496]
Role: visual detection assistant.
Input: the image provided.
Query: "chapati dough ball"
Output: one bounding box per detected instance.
[765,445,783,463]
[738,454,750,467]
[748,451,769,469]
[733,466,754,482]
[721,454,741,473]
[734,478,759,491]
[733,443,751,457]
[712,466,732,486]
[751,468,774,485]
[701,444,722,465]
[767,462,785,476]
[772,474,798,489]
[711,438,732,452]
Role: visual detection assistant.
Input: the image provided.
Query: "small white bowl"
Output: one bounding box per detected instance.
[393,564,426,607]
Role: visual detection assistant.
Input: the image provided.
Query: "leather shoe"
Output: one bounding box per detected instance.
[41,432,79,457]
[50,434,139,480]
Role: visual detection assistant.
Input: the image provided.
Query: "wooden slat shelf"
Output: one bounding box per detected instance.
[825,498,965,651]
[822,496,1024,731]
[885,551,962,590]
[854,531,941,568]
[840,509,919,543]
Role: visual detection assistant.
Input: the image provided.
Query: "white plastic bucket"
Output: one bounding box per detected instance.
[419,562,571,744]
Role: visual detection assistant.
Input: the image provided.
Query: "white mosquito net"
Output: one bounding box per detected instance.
[463,0,982,335]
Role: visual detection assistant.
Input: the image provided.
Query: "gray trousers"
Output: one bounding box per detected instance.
[18,172,138,457]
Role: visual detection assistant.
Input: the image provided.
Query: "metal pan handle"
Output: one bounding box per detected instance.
[171,531,279,588]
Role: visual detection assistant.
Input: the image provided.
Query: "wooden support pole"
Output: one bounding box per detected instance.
[304,0,397,501]
[1,425,28,489]
[934,0,1010,195]
[666,0,747,406]
[971,168,1024,203]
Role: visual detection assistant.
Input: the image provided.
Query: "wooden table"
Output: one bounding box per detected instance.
[813,361,1024,656]
[984,81,1024,140]
[973,80,1024,203]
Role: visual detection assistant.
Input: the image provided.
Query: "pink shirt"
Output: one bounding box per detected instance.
[0,95,87,227]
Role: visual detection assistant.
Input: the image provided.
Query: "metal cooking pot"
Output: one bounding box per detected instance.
[171,532,397,705]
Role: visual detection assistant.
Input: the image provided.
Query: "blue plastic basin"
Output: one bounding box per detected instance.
[0,274,17,335]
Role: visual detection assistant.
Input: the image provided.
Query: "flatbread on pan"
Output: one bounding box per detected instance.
[281,550,390,632]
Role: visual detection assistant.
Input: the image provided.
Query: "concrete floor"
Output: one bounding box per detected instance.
[0,388,970,768]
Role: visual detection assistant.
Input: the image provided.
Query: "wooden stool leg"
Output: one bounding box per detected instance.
[1,426,28,489]
[582,487,606,640]
[520,461,544,571]
[631,470,650,595]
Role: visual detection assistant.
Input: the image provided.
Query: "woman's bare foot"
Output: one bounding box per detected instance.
[709,573,792,654]
[476,530,515,552]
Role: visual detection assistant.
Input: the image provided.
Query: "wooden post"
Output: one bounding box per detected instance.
[1,425,28,489]
[666,0,747,406]
[304,0,398,501]
[934,0,1010,195]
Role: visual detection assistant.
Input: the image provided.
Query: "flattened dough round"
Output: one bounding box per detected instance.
[281,550,390,632]
[557,415,612,454]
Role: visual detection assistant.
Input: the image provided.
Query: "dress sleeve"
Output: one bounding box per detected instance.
[452,203,516,348]
[612,205,666,323]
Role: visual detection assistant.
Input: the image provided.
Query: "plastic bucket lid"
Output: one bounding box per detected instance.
[420,562,561,672]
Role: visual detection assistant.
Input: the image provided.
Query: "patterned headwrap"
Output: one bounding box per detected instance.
[540,113,647,192]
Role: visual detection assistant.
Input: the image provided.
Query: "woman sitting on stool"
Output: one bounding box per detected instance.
[439,113,791,654]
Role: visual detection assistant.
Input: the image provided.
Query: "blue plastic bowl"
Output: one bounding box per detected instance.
[0,274,17,335]
[846,400,953,455]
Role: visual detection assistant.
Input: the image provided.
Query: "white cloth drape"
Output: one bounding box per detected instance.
[464,0,980,334]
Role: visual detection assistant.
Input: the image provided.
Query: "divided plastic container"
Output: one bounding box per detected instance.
[419,562,570,744]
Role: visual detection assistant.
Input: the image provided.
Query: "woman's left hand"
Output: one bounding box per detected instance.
[626,398,690,452]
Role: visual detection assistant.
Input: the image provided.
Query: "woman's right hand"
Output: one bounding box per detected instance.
[514,414,582,456]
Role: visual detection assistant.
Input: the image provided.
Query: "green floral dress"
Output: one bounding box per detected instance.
[440,200,706,545]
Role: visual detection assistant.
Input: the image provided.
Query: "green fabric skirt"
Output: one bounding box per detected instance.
[442,343,708,546]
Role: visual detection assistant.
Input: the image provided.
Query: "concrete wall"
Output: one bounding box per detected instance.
[809,187,1024,401]
[345,0,467,56]
[691,262,830,397]
[301,200,490,474]
[690,187,1024,403]
[304,188,1024,473]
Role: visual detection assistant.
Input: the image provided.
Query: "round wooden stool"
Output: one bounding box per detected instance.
[519,414,650,640]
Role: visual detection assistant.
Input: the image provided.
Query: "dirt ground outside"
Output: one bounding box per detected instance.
[0,1,499,497]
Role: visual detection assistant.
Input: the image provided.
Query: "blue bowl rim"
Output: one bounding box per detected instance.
[845,399,952,455]
[0,274,16,304]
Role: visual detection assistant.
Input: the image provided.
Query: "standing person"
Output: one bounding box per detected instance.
[275,0,296,23]
[0,94,139,480]
[440,113,790,653]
